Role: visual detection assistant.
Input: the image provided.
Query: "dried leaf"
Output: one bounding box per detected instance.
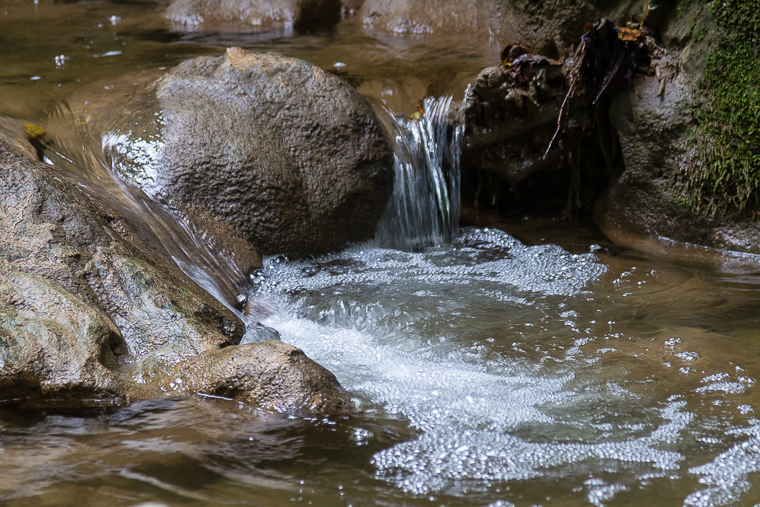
[616,26,645,42]
[410,100,425,120]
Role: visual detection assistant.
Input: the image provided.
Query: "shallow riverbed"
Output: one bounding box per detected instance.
[3,2,760,506]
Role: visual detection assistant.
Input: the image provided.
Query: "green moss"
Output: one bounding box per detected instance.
[694,25,708,43]
[687,0,760,218]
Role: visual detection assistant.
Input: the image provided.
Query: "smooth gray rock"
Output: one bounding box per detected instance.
[99,48,394,257]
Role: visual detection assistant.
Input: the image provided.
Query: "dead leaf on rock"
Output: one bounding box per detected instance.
[409,99,425,120]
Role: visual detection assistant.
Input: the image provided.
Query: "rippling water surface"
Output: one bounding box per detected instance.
[3,2,760,506]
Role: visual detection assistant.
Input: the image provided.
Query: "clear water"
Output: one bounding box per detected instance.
[4,2,760,507]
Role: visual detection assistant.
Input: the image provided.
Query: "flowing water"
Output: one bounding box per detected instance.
[375,95,463,252]
[3,2,760,506]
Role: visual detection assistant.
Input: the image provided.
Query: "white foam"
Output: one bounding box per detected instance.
[247,228,760,503]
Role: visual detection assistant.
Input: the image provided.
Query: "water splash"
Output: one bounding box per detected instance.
[246,229,700,500]
[376,96,463,252]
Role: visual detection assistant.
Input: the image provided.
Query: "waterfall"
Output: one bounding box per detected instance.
[375,96,463,252]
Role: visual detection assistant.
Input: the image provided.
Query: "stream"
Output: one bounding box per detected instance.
[3,2,760,506]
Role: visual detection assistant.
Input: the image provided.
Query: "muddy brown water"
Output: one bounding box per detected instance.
[3,2,760,506]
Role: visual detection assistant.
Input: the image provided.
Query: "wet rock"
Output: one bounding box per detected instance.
[0,139,243,396]
[462,54,567,186]
[597,58,760,254]
[0,117,38,160]
[462,18,654,190]
[165,0,342,32]
[243,321,282,343]
[0,266,123,401]
[92,48,393,257]
[596,62,700,243]
[460,18,665,220]
[0,140,351,411]
[158,341,354,413]
[595,8,760,255]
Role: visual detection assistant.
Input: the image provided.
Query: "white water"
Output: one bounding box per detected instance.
[245,229,668,498]
[239,227,760,505]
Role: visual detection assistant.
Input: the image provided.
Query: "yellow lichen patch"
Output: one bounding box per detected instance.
[23,123,45,140]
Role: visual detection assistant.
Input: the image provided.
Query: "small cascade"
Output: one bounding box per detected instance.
[376,96,463,252]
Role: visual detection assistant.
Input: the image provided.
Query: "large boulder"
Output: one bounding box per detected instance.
[596,56,760,253]
[0,140,352,412]
[86,48,393,257]
[164,0,342,32]
[596,1,760,254]
[0,141,244,367]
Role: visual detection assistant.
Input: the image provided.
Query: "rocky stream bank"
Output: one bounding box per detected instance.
[1,0,757,411]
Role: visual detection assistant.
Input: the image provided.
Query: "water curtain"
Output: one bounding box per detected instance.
[376,96,463,252]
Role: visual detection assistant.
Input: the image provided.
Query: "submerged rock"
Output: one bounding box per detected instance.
[358,0,637,53]
[165,0,342,32]
[0,140,351,412]
[158,341,353,413]
[90,48,393,257]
